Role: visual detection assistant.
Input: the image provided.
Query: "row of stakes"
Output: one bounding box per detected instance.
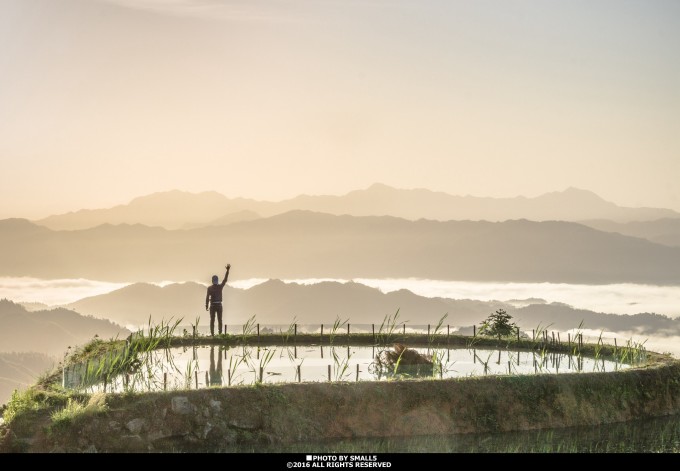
[99,344,580,393]
[122,344,591,392]
[188,323,592,352]
[75,349,593,393]
[74,324,606,392]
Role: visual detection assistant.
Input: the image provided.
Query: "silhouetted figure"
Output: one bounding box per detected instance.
[205,264,230,336]
[209,345,223,386]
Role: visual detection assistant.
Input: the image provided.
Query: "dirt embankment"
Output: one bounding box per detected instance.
[2,356,680,453]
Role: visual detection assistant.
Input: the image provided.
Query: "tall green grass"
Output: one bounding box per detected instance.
[376,310,406,346]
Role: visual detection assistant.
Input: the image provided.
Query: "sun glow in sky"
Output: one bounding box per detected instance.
[1,0,679,218]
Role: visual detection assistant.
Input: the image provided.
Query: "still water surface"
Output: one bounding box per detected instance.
[66,344,632,393]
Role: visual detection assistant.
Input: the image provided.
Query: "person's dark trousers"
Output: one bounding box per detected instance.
[209,305,223,335]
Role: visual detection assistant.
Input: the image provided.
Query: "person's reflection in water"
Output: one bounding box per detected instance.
[209,345,223,386]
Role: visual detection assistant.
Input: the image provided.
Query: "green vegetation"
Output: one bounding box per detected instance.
[329,316,349,345]
[427,314,448,344]
[51,315,655,396]
[241,315,257,342]
[281,316,298,343]
[253,348,275,383]
[1,313,677,454]
[479,309,518,339]
[3,388,48,425]
[331,347,352,381]
[376,310,406,346]
[50,394,108,431]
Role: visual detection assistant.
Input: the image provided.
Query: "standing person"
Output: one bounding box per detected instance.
[205,264,230,336]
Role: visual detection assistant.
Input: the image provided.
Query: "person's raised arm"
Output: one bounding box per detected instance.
[221,264,231,287]
[205,288,210,311]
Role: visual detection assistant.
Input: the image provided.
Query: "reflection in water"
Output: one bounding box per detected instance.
[65,345,635,394]
[209,346,223,387]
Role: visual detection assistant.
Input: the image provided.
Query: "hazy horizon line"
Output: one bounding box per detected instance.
[9,183,669,221]
[3,275,680,317]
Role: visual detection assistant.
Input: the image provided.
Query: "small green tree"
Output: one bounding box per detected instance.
[479,309,518,339]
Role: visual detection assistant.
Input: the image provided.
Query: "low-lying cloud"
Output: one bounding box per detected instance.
[351,278,680,318]
[0,277,129,306]
[3,276,680,319]
[99,0,300,22]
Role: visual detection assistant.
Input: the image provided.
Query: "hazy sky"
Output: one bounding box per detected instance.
[1,0,679,219]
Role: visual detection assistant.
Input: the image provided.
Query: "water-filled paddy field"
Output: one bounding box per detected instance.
[64,343,634,393]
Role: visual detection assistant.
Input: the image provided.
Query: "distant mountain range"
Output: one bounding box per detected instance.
[2,212,680,284]
[0,299,130,405]
[64,280,680,339]
[0,352,55,407]
[0,299,130,356]
[33,184,680,230]
[65,280,509,327]
[580,218,680,247]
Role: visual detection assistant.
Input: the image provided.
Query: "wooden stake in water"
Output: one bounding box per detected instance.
[372,324,375,343]
[328,365,331,382]
[195,370,198,389]
[347,323,350,338]
[568,333,571,347]
[164,372,167,391]
[259,367,263,383]
[356,364,360,382]
[320,345,323,359]
[297,364,301,383]
[428,324,431,338]
[532,329,535,341]
[473,325,476,337]
[321,324,324,342]
[403,324,406,336]
[294,324,297,342]
[557,332,561,345]
[257,323,260,342]
[447,325,450,345]
[205,371,209,386]
[224,324,227,335]
[228,369,231,386]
